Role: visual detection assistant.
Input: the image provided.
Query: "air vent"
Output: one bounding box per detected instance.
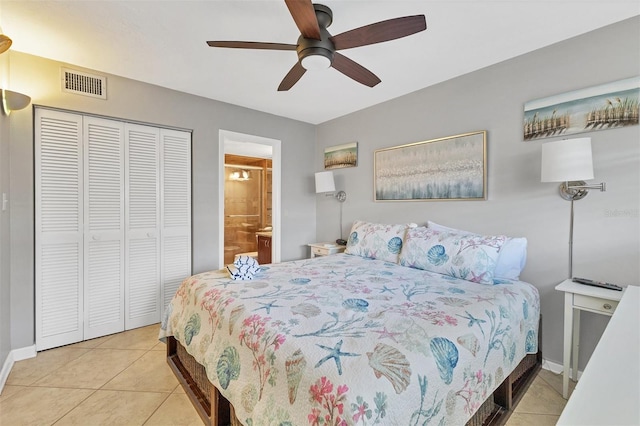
[61,68,107,99]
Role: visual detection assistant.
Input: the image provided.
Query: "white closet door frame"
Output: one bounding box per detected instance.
[125,123,161,329]
[83,117,125,339]
[35,109,85,350]
[160,128,192,318]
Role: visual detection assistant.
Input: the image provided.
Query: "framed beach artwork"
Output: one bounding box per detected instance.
[524,76,639,140]
[374,131,487,201]
[324,142,358,169]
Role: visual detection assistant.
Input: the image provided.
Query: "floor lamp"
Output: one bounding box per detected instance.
[315,171,347,243]
[541,138,606,278]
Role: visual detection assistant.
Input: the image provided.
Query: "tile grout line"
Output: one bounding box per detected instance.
[141,391,174,426]
[50,388,99,426]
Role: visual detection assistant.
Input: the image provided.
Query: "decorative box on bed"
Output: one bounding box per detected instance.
[162,222,540,425]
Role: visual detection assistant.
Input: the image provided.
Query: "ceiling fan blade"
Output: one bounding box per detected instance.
[331,53,381,88]
[278,62,307,91]
[331,15,426,50]
[207,41,297,51]
[284,0,321,40]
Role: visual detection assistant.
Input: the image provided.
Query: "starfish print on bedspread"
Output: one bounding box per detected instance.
[379,285,396,294]
[473,295,495,304]
[315,339,359,375]
[457,311,487,338]
[253,300,282,314]
[502,287,518,300]
[373,327,400,342]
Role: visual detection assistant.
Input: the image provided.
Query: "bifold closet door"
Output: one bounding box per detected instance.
[36,109,192,349]
[125,124,161,329]
[83,117,125,339]
[160,129,192,318]
[35,109,84,351]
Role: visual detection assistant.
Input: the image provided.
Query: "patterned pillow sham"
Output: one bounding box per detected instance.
[399,227,507,284]
[345,220,413,263]
[427,221,527,280]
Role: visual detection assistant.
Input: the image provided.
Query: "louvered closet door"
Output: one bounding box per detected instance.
[35,109,84,350]
[160,129,192,318]
[83,117,125,339]
[125,124,161,329]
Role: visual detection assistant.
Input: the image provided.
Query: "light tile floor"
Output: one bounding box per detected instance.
[1,325,573,425]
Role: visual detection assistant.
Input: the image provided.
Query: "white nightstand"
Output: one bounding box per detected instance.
[555,279,624,399]
[308,242,346,258]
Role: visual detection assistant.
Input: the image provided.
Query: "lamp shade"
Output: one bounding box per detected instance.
[541,137,594,182]
[1,89,31,115]
[315,171,336,193]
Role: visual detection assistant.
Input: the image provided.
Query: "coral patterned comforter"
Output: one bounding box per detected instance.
[160,254,539,426]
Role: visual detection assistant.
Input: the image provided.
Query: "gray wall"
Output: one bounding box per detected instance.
[0,91,10,367]
[316,17,640,369]
[6,51,317,352]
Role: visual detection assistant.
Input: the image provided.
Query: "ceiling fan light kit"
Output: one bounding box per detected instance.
[207,0,426,90]
[0,34,11,54]
[301,54,331,70]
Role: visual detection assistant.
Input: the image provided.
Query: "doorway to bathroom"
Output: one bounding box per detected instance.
[218,130,281,268]
[223,154,272,265]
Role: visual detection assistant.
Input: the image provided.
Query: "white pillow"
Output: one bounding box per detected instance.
[427,221,527,280]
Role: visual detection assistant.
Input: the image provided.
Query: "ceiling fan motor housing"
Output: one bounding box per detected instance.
[297,4,335,66]
[206,0,426,89]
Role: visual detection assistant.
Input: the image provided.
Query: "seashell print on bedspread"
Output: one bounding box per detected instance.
[160,253,539,426]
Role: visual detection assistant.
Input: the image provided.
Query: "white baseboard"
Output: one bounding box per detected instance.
[542,357,583,380]
[12,345,37,362]
[0,352,15,394]
[0,345,36,394]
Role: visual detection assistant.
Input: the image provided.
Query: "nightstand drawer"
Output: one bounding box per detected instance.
[308,243,346,258]
[311,246,326,256]
[574,294,619,314]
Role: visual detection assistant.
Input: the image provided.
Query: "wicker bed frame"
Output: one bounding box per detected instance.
[167,330,541,426]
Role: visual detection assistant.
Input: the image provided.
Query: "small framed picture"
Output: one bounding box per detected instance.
[324,142,358,169]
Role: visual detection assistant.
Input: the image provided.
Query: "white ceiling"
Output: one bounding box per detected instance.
[2,1,638,124]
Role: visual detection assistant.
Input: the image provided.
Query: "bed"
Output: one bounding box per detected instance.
[161,222,541,426]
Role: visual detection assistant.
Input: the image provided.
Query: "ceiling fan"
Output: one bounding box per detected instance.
[207,0,426,91]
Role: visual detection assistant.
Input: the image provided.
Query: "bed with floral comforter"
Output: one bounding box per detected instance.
[160,253,539,426]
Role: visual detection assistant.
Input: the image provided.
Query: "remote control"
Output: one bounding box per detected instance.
[572,277,623,291]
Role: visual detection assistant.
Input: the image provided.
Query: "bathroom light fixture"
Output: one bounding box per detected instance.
[229,169,251,181]
[1,89,31,116]
[541,137,606,277]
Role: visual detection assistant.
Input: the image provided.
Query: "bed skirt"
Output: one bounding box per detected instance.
[167,335,541,426]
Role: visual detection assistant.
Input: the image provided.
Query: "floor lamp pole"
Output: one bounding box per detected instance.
[339,200,343,240]
[569,199,574,278]
[335,190,347,242]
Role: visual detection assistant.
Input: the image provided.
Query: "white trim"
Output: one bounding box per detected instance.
[218,130,282,269]
[12,345,37,362]
[0,352,14,393]
[542,357,583,380]
[0,345,36,394]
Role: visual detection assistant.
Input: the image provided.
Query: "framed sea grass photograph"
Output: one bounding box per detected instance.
[374,131,487,201]
[324,142,358,169]
[524,76,639,140]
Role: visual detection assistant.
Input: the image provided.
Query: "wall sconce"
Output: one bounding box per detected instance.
[315,171,347,243]
[315,171,346,201]
[1,89,31,116]
[541,137,606,277]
